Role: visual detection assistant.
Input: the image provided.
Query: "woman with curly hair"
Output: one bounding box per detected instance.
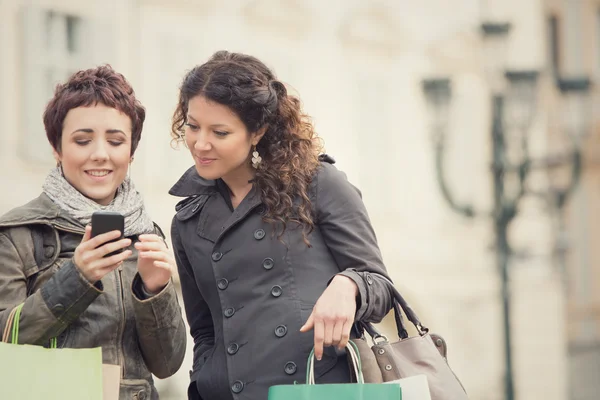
[169,51,394,400]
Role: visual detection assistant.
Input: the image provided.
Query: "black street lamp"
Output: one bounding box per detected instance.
[422,21,591,400]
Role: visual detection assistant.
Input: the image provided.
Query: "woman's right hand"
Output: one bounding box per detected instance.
[73,225,132,283]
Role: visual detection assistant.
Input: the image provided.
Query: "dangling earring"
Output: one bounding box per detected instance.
[251,146,262,169]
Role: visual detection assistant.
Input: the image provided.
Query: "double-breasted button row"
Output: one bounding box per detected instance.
[231,380,244,394]
[227,343,239,355]
[275,325,287,338]
[263,257,274,270]
[284,361,297,375]
[224,307,235,318]
[217,278,229,290]
[254,229,265,240]
[271,285,283,297]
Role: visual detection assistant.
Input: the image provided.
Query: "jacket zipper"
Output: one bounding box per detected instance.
[116,265,126,378]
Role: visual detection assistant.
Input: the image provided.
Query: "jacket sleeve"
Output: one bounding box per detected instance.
[131,273,187,379]
[315,162,394,323]
[171,217,215,387]
[0,230,102,345]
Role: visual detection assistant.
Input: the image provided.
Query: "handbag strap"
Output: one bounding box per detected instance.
[360,276,429,341]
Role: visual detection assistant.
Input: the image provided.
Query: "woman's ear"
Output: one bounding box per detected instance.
[52,149,61,165]
[252,125,268,146]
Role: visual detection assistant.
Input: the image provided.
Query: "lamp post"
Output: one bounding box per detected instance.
[421,22,591,400]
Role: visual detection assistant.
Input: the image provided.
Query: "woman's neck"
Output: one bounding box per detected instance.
[222,166,255,208]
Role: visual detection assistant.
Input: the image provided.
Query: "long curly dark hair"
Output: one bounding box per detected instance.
[171,51,323,244]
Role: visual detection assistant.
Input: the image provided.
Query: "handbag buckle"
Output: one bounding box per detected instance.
[372,334,389,344]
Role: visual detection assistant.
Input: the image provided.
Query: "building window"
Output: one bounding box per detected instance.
[20,7,89,163]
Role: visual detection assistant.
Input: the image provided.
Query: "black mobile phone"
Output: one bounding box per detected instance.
[91,211,125,257]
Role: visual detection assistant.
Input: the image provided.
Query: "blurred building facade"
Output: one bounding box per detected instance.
[544,1,600,399]
[0,0,598,399]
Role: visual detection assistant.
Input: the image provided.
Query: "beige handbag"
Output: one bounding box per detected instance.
[352,283,468,400]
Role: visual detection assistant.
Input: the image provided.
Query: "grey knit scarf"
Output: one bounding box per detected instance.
[42,167,154,236]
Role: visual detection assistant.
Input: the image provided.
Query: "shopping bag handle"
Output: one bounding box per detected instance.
[306,341,364,385]
[1,303,57,348]
[1,305,19,343]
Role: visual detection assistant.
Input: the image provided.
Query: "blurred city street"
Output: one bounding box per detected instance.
[1,1,599,399]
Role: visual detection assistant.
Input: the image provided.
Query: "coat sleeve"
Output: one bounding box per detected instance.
[171,217,215,387]
[130,274,187,379]
[315,162,394,323]
[130,222,187,379]
[0,230,102,345]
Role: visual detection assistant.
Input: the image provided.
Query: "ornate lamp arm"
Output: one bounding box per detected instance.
[433,139,477,217]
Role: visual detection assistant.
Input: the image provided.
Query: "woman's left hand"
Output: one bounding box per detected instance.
[135,234,174,295]
[300,275,358,361]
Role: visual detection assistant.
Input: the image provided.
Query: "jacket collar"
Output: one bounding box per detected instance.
[170,167,264,243]
[0,193,84,232]
[169,166,216,197]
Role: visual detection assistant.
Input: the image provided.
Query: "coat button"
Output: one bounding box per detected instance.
[227,343,239,355]
[231,380,244,394]
[366,274,373,285]
[271,285,283,297]
[224,307,235,318]
[52,304,65,314]
[43,245,55,259]
[257,205,266,215]
[212,252,223,261]
[254,229,266,240]
[262,258,274,270]
[284,361,297,375]
[217,279,229,290]
[275,325,288,338]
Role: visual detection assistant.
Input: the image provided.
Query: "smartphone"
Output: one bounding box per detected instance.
[91,211,125,257]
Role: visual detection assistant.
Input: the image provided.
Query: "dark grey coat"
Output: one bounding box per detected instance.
[170,158,394,400]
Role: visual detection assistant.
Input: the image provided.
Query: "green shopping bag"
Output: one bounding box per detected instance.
[0,303,104,400]
[268,341,402,400]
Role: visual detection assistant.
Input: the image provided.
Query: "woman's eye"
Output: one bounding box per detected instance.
[214,131,229,137]
[109,141,124,146]
[75,140,90,146]
[184,123,199,131]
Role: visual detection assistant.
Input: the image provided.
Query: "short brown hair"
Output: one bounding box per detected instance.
[43,65,146,154]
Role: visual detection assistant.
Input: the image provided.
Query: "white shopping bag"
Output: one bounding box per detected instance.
[384,374,432,400]
[102,364,121,400]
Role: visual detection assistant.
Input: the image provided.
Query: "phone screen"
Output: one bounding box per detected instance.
[91,211,125,257]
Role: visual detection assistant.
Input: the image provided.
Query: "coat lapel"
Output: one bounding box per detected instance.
[215,186,263,244]
[195,186,263,244]
[196,194,231,243]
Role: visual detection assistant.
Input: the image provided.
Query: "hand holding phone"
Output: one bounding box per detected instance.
[73,211,132,283]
